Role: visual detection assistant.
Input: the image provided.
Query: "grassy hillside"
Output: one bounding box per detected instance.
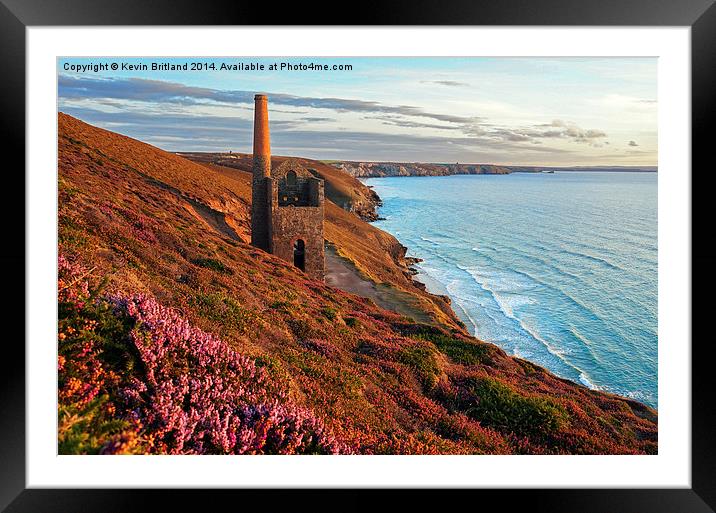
[180,153,462,330]
[182,152,383,220]
[57,113,657,455]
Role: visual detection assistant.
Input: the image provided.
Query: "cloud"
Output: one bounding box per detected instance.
[59,104,575,163]
[58,75,619,163]
[593,94,658,112]
[363,115,463,131]
[532,119,607,145]
[271,108,309,114]
[365,114,607,147]
[58,75,252,105]
[420,80,470,87]
[537,119,569,128]
[300,117,336,123]
[58,75,482,127]
[628,140,639,146]
[491,129,532,142]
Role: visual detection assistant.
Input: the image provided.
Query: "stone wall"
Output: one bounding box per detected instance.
[268,176,325,280]
[251,156,271,251]
[277,172,314,207]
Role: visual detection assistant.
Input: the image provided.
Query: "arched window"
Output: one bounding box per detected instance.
[286,170,297,187]
[293,239,305,271]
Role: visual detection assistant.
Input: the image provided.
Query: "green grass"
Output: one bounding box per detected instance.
[191,292,256,334]
[269,300,290,311]
[59,225,90,249]
[191,257,234,275]
[321,307,338,321]
[404,325,495,366]
[345,316,361,328]
[253,355,292,393]
[465,377,569,438]
[397,345,441,389]
[422,333,494,366]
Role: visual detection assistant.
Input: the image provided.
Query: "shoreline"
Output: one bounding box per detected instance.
[362,183,480,335]
[411,265,480,335]
[363,177,658,410]
[383,227,659,410]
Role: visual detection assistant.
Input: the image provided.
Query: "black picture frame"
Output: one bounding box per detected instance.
[2,0,714,511]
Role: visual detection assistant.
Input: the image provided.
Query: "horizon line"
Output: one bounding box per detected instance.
[173,151,658,170]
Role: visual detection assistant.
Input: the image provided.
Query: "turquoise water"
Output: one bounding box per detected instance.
[365,172,657,408]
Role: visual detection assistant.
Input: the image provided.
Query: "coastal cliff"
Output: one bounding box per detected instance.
[334,161,657,178]
[335,161,512,178]
[57,113,657,455]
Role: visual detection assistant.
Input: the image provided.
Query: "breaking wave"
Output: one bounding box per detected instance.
[367,172,658,408]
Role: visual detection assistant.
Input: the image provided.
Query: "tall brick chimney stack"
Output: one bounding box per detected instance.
[251,94,271,250]
[253,94,271,174]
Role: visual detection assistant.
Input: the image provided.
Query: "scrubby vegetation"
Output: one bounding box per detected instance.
[463,377,569,439]
[57,113,658,455]
[58,256,345,454]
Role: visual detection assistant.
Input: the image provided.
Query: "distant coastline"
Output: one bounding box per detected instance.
[332,160,657,178]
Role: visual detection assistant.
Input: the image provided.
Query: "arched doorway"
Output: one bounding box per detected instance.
[293,239,305,271]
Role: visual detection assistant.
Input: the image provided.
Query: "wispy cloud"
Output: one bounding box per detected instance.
[532,120,608,145]
[593,94,658,112]
[362,115,464,131]
[59,76,611,147]
[420,80,470,87]
[59,104,574,162]
[58,75,481,127]
[299,117,336,123]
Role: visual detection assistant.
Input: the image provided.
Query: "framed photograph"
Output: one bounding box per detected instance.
[4,0,715,510]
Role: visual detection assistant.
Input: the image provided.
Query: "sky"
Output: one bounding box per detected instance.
[57,57,657,166]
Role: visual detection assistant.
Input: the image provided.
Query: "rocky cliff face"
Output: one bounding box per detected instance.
[335,161,512,178]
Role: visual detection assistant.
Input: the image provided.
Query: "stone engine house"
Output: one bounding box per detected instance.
[250,94,325,280]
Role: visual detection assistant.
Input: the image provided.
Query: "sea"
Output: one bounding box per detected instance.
[364,172,657,408]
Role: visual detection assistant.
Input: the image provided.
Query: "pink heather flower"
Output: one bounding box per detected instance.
[110,294,349,455]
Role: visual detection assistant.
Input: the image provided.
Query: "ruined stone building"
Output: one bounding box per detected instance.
[250,94,325,280]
